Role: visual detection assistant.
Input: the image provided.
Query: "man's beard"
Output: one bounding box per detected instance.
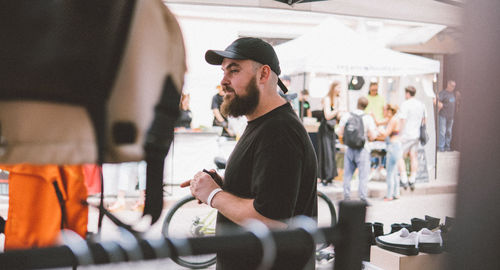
[221,77,260,118]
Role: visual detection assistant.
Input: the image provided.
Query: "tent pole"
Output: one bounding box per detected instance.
[300,72,306,122]
[302,72,306,90]
[434,76,438,180]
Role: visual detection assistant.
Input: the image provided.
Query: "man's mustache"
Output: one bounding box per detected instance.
[223,86,235,93]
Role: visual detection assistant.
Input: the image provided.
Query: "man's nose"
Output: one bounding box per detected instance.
[221,75,230,88]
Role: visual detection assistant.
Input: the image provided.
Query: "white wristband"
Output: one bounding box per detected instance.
[207,188,223,208]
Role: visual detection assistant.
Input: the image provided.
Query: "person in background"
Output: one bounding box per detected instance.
[338,97,377,203]
[376,104,402,201]
[211,85,234,137]
[436,80,458,152]
[398,86,426,191]
[175,92,192,128]
[365,82,387,180]
[365,82,386,123]
[317,81,341,186]
[182,37,317,270]
[107,161,146,212]
[298,89,313,118]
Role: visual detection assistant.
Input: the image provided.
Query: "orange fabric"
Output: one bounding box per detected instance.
[0,164,88,250]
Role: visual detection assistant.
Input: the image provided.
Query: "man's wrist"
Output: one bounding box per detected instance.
[207,188,223,208]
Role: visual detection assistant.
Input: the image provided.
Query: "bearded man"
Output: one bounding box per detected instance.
[181,37,318,270]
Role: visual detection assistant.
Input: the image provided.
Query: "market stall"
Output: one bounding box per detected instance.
[275,18,440,180]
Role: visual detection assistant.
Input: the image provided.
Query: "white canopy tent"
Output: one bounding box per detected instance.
[275,18,440,77]
[275,18,440,181]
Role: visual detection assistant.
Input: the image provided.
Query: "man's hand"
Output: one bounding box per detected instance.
[180,171,221,204]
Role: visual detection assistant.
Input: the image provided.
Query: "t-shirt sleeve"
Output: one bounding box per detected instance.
[211,95,220,110]
[252,132,303,221]
[438,91,445,101]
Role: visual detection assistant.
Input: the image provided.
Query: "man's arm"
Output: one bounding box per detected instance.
[211,192,287,229]
[435,91,444,111]
[366,115,378,141]
[181,172,287,229]
[213,108,226,124]
[322,97,338,120]
[213,108,235,136]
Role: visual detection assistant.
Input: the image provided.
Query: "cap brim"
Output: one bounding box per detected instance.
[205,50,247,65]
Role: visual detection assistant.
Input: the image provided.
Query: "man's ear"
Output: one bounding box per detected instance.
[258,65,271,83]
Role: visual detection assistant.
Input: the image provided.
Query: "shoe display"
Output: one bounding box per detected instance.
[442,216,455,232]
[390,223,402,234]
[410,218,429,232]
[416,228,443,254]
[390,223,412,233]
[363,223,374,261]
[373,222,384,239]
[379,217,445,256]
[440,216,455,252]
[375,228,419,256]
[424,215,440,230]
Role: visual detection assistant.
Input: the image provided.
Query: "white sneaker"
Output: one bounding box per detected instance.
[416,228,443,254]
[375,228,419,255]
[379,168,387,178]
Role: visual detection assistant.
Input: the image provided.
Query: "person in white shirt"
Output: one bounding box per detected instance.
[338,97,377,203]
[398,86,427,190]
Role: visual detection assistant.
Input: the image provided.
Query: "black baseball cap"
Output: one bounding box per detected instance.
[205,37,288,93]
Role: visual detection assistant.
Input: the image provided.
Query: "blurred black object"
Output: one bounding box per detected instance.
[348,76,365,90]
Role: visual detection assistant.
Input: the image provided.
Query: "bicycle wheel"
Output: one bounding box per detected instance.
[162,195,217,269]
[317,191,337,251]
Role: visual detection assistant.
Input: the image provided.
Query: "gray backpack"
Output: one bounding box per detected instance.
[344,113,365,149]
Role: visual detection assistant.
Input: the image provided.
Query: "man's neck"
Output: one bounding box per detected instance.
[246,91,286,121]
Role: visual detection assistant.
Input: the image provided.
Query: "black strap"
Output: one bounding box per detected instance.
[52,176,67,230]
[0,215,5,234]
[143,75,180,224]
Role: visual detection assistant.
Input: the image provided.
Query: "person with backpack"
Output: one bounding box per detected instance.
[338,97,378,203]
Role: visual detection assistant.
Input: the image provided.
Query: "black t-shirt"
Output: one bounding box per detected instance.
[216,103,318,270]
[438,90,456,119]
[175,109,192,128]
[299,100,311,118]
[211,93,227,126]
